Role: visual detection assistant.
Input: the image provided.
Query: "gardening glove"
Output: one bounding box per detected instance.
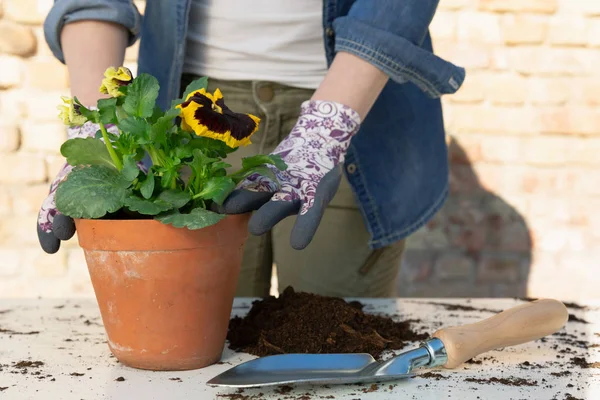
[220,100,361,250]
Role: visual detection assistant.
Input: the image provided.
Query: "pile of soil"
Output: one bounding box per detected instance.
[227,287,427,359]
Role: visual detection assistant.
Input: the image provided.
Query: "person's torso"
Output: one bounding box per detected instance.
[136,0,450,248]
[183,0,328,89]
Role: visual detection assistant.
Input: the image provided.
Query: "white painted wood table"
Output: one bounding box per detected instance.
[1,298,599,400]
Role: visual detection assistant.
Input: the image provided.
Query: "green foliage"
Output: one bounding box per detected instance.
[61,138,116,169]
[54,72,287,231]
[55,166,131,219]
[156,208,225,230]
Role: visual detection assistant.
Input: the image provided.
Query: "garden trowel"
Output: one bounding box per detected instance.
[208,299,568,388]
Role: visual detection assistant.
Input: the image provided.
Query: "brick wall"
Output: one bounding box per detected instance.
[398,0,600,301]
[0,0,598,300]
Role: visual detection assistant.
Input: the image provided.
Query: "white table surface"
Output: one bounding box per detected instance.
[0,297,599,400]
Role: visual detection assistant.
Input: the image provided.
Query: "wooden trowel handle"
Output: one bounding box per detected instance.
[432,299,568,369]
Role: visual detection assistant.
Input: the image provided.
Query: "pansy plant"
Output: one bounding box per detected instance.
[54,67,286,230]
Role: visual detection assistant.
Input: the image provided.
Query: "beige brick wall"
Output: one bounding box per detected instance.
[0,0,598,300]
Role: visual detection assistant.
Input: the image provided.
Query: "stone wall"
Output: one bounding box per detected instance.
[0,0,598,300]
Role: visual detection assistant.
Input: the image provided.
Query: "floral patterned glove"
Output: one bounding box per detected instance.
[220,100,361,250]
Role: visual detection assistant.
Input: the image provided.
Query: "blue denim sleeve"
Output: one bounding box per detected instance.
[43,0,142,63]
[332,0,465,97]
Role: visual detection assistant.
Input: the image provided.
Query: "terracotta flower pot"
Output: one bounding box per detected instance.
[74,214,250,371]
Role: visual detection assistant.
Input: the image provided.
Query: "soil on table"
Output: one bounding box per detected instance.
[227,286,427,359]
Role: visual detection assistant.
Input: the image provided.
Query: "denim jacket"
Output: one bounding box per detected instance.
[44,0,465,249]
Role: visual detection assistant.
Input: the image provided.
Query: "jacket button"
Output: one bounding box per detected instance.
[257,86,274,102]
[346,163,357,174]
[326,27,334,37]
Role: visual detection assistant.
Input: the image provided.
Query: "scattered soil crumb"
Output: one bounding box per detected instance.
[216,392,264,400]
[569,357,600,368]
[169,377,182,382]
[418,372,449,380]
[70,372,85,376]
[568,314,589,324]
[54,305,65,309]
[551,371,572,377]
[362,384,379,393]
[464,377,537,387]
[0,328,40,335]
[522,298,588,311]
[275,385,293,394]
[0,387,7,391]
[565,395,583,400]
[465,358,483,365]
[562,302,587,310]
[14,361,44,368]
[228,286,427,359]
[115,377,125,382]
[420,301,501,314]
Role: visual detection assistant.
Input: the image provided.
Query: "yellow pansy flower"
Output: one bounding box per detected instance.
[57,96,87,126]
[99,66,133,97]
[177,88,260,148]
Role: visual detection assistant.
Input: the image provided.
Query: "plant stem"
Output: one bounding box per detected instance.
[99,122,123,170]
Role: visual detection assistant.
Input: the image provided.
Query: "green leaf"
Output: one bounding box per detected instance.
[60,137,116,169]
[211,161,232,171]
[140,171,155,199]
[157,189,192,209]
[188,136,236,158]
[159,168,179,190]
[122,73,160,118]
[242,155,287,171]
[150,107,180,147]
[191,148,218,170]
[98,98,118,124]
[173,77,208,106]
[119,116,151,144]
[231,166,279,186]
[55,165,129,219]
[73,97,99,121]
[121,155,139,182]
[156,207,225,230]
[95,130,119,142]
[124,196,173,216]
[174,146,194,160]
[197,177,235,205]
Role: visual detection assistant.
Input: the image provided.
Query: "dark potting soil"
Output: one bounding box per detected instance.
[115,377,125,382]
[227,286,427,359]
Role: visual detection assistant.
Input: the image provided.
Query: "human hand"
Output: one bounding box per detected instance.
[219,100,361,250]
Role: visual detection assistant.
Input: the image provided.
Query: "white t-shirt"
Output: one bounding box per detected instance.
[183,0,328,89]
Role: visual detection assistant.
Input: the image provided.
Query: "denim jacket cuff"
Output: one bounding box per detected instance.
[43,0,142,64]
[332,17,465,98]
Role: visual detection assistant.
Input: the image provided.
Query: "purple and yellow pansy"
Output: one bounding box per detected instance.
[177,88,260,148]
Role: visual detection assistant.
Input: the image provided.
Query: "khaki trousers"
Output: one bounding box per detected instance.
[181,75,406,298]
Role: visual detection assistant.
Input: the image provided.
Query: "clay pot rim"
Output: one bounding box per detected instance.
[74,214,251,251]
